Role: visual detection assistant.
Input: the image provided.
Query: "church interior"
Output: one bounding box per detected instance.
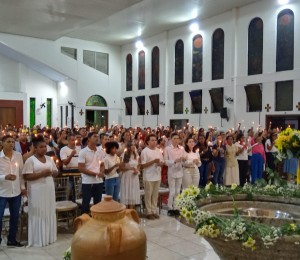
[0,0,300,259]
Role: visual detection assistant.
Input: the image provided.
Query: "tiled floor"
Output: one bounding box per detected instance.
[0,210,220,260]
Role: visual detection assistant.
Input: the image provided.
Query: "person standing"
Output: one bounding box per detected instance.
[211,135,226,185]
[224,136,240,186]
[22,135,58,247]
[235,134,250,186]
[182,135,201,189]
[60,134,80,201]
[0,135,26,247]
[78,132,105,214]
[251,133,266,184]
[164,133,185,217]
[119,140,141,208]
[195,135,212,187]
[141,134,164,220]
[265,133,278,171]
[104,141,120,201]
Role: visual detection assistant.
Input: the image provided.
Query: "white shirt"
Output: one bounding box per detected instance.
[78,146,104,184]
[104,154,119,179]
[265,139,278,153]
[60,146,78,169]
[141,147,164,181]
[235,142,248,161]
[183,151,201,168]
[0,150,25,197]
[164,144,185,178]
[97,145,106,158]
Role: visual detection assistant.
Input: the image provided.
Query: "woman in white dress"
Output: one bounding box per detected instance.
[119,140,140,208]
[182,135,201,189]
[22,135,58,247]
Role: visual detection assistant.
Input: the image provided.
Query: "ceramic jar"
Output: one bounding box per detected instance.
[71,196,146,260]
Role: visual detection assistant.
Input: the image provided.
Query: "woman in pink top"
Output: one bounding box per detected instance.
[250,133,265,184]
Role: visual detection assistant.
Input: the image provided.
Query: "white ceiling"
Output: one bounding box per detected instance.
[0,0,263,46]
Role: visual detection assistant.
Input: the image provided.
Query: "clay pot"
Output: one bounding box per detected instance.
[71,196,147,260]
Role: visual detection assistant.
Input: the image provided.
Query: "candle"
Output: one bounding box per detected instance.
[124,148,127,152]
[14,162,18,174]
[160,149,163,154]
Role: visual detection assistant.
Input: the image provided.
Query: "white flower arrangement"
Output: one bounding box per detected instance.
[176,185,300,250]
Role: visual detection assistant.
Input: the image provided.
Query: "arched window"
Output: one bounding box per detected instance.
[138,51,145,90]
[212,28,224,80]
[248,18,263,75]
[192,34,203,83]
[86,95,107,107]
[276,9,294,71]
[175,40,184,85]
[126,54,132,91]
[151,47,159,88]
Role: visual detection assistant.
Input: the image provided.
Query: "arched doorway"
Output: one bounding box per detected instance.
[85,95,108,128]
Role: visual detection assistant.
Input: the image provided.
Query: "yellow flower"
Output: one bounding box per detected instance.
[177,194,182,200]
[242,237,256,251]
[231,183,237,190]
[290,223,296,231]
[292,141,300,147]
[181,207,187,217]
[205,182,212,191]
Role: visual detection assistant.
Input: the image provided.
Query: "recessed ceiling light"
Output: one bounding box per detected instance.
[189,22,199,32]
[278,0,289,5]
[135,40,143,49]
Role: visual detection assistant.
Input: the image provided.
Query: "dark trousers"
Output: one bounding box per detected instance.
[238,160,248,186]
[81,183,103,214]
[266,152,276,171]
[0,194,21,242]
[199,161,210,187]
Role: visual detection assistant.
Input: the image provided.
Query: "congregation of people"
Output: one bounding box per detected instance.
[0,123,280,247]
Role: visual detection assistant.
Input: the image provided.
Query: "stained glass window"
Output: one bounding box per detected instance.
[126,54,132,91]
[152,47,159,88]
[276,81,293,111]
[192,34,203,82]
[276,9,294,71]
[175,40,184,85]
[138,51,145,90]
[212,29,224,80]
[248,18,263,75]
[86,95,107,107]
[174,92,183,114]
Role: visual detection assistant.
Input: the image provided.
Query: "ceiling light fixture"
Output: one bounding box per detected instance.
[135,40,143,49]
[189,22,199,32]
[278,0,289,5]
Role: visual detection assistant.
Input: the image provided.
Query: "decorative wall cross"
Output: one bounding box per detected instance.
[79,109,84,116]
[146,109,149,115]
[204,107,208,114]
[185,107,189,114]
[296,102,300,111]
[265,104,271,112]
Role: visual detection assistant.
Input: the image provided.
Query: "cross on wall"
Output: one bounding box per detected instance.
[296,102,300,111]
[185,107,189,114]
[204,107,208,114]
[265,104,271,112]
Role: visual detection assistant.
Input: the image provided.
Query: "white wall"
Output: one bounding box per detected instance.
[0,54,57,127]
[121,0,300,130]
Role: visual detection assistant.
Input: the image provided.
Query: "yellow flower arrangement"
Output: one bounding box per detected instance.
[275,127,300,159]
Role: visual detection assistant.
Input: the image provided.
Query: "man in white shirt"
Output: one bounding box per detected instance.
[164,133,185,217]
[60,134,81,201]
[141,134,164,220]
[78,132,105,214]
[0,135,26,247]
